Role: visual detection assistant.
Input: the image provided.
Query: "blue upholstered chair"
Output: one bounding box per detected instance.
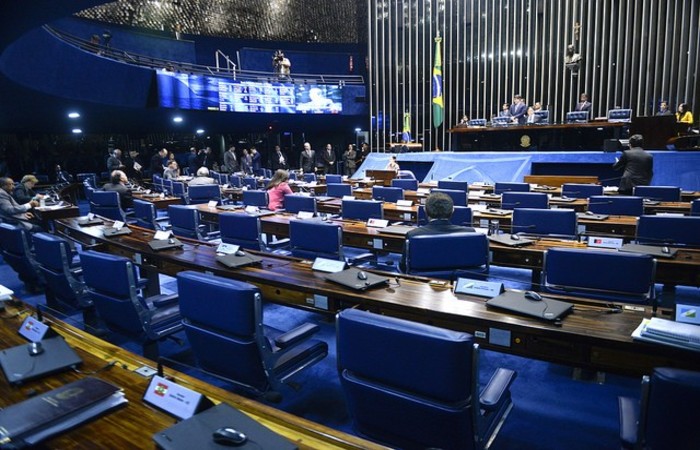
[438,179,469,191]
[543,248,656,304]
[562,183,603,199]
[242,190,269,208]
[633,185,682,202]
[404,232,489,280]
[77,173,97,188]
[219,213,264,251]
[90,190,128,222]
[228,175,242,188]
[133,199,169,230]
[152,175,164,192]
[327,183,352,198]
[636,215,700,247]
[162,179,173,196]
[288,220,343,260]
[303,173,317,183]
[283,194,317,214]
[618,367,700,450]
[372,186,404,203]
[168,205,218,241]
[0,223,44,292]
[325,174,343,184]
[342,199,383,221]
[588,195,644,216]
[337,309,516,450]
[494,182,530,194]
[391,178,418,190]
[242,176,258,190]
[170,181,186,198]
[501,191,549,210]
[177,271,328,400]
[692,199,700,216]
[418,205,472,227]
[512,208,577,237]
[431,188,468,206]
[287,172,297,181]
[187,184,221,205]
[397,170,416,180]
[80,250,181,359]
[32,233,85,309]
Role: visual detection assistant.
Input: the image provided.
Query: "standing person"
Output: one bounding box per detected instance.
[102,170,133,209]
[150,148,168,177]
[198,147,213,170]
[272,50,291,80]
[575,93,591,112]
[612,134,653,195]
[266,169,293,211]
[54,165,71,183]
[250,147,262,175]
[386,155,400,174]
[656,101,672,116]
[124,150,143,180]
[299,142,316,173]
[510,95,527,124]
[241,149,253,175]
[356,142,370,166]
[0,177,40,231]
[320,144,336,174]
[13,175,44,204]
[270,145,288,171]
[223,146,239,174]
[342,144,357,177]
[107,149,125,172]
[187,147,198,176]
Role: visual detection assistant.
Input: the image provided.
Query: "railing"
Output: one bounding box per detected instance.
[44,25,365,86]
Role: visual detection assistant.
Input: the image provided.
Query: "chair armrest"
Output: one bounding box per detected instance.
[618,396,639,449]
[136,277,149,289]
[479,367,517,412]
[274,322,320,349]
[348,252,376,265]
[150,293,179,308]
[267,238,290,249]
[69,268,83,277]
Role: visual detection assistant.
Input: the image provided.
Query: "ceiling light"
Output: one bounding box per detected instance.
[72,128,82,134]
[68,112,80,119]
[173,116,183,123]
[196,129,205,134]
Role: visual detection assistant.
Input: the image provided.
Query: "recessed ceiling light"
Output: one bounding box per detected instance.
[68,112,80,119]
[173,116,183,123]
[72,128,82,134]
[196,129,205,134]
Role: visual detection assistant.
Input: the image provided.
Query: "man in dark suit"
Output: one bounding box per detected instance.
[102,170,133,209]
[612,134,653,195]
[299,142,316,173]
[320,144,336,174]
[509,94,527,124]
[150,148,168,177]
[270,145,288,171]
[575,93,591,112]
[0,177,40,231]
[400,192,475,271]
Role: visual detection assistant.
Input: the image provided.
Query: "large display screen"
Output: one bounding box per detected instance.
[157,70,343,114]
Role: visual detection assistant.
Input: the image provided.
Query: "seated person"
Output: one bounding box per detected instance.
[188,167,216,185]
[163,160,180,180]
[102,170,133,209]
[13,175,45,204]
[400,192,475,271]
[266,169,293,211]
[0,177,41,231]
[525,106,541,124]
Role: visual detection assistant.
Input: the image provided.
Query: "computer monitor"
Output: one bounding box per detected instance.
[468,118,487,126]
[534,110,549,124]
[491,116,511,126]
[608,108,633,123]
[566,111,589,123]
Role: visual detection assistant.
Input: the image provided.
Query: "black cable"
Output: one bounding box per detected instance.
[72,360,117,375]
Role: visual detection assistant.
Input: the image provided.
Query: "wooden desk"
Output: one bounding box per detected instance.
[132,193,183,210]
[33,204,80,230]
[352,187,428,205]
[54,217,700,376]
[0,304,384,449]
[365,170,396,187]
[523,175,599,187]
[316,198,419,222]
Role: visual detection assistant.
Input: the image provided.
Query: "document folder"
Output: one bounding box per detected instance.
[486,291,573,321]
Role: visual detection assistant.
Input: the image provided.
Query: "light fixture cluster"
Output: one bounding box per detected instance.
[68,111,82,134]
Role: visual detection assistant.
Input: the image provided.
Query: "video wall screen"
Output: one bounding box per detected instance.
[157,70,343,114]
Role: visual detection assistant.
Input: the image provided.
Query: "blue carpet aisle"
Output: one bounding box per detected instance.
[2,229,698,448]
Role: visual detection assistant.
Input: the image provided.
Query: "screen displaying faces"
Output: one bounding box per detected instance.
[157,70,343,114]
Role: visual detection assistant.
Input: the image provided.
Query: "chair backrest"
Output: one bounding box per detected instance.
[82,183,95,201]
[242,190,269,207]
[242,177,258,189]
[543,248,655,303]
[337,309,477,450]
[637,367,700,450]
[168,205,201,239]
[566,110,589,123]
[90,190,126,221]
[0,223,41,285]
[217,173,229,185]
[502,191,548,210]
[171,181,186,197]
[468,118,487,126]
[132,199,158,230]
[692,199,700,216]
[187,184,221,205]
[431,188,468,206]
[341,199,383,221]
[418,205,472,226]
[326,183,352,198]
[152,175,163,192]
[437,180,469,191]
[391,178,419,190]
[32,232,84,306]
[289,220,343,260]
[494,182,530,194]
[562,183,603,199]
[303,173,317,183]
[287,172,297,181]
[77,173,96,187]
[512,208,577,237]
[228,175,242,188]
[162,178,173,195]
[284,194,317,214]
[608,108,633,122]
[325,174,342,184]
[372,186,404,203]
[636,215,700,247]
[397,170,416,180]
[219,213,262,250]
[405,232,489,280]
[633,185,682,202]
[588,195,644,216]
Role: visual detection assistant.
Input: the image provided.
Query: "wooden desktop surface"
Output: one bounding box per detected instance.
[0,304,384,449]
[449,121,626,134]
[132,192,184,210]
[53,218,700,376]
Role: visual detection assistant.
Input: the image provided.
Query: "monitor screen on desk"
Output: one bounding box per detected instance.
[534,110,550,123]
[566,111,589,123]
[491,117,511,126]
[608,109,633,123]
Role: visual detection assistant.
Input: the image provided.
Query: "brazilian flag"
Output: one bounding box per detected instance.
[432,36,444,128]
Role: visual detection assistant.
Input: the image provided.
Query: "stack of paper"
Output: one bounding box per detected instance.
[632,317,700,352]
[0,284,14,302]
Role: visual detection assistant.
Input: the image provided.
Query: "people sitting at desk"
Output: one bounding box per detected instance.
[400,192,475,272]
[163,160,180,180]
[266,169,293,211]
[102,170,133,209]
[0,177,40,231]
[656,100,672,116]
[13,175,44,204]
[498,103,512,118]
[525,106,541,124]
[575,93,591,112]
[188,167,216,186]
[676,103,694,134]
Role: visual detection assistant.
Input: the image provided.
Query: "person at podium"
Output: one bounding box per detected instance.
[612,134,653,195]
[510,95,527,124]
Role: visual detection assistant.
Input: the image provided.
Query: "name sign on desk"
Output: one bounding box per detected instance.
[396,199,413,207]
[312,257,346,273]
[216,243,239,255]
[143,375,213,420]
[342,195,355,201]
[297,211,315,220]
[454,278,504,298]
[367,218,389,228]
[587,236,624,249]
[245,205,259,214]
[18,315,49,342]
[154,230,172,240]
[207,200,218,208]
[112,220,125,230]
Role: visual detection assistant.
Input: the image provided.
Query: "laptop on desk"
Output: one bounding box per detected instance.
[484,208,512,216]
[103,227,132,237]
[488,234,536,247]
[381,225,415,235]
[217,205,243,211]
[148,238,184,251]
[486,291,573,322]
[325,268,389,291]
[577,212,609,221]
[77,217,103,226]
[618,243,678,259]
[215,252,263,268]
[0,336,82,385]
